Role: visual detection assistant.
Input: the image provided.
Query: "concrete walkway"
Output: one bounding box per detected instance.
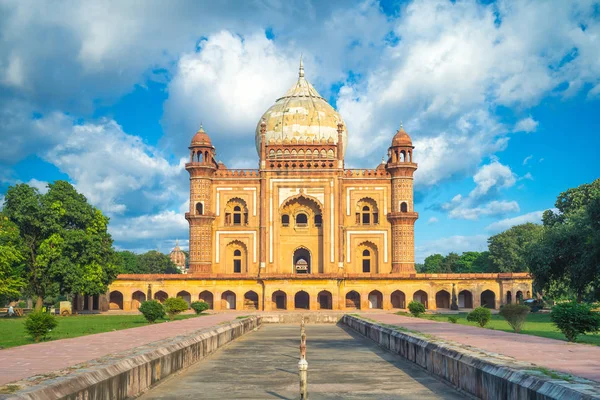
[0,313,238,385]
[139,324,463,399]
[364,313,600,383]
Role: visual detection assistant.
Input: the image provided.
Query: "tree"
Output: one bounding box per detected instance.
[423,254,444,273]
[529,179,600,302]
[136,251,181,274]
[471,251,494,272]
[116,251,139,274]
[488,223,543,272]
[440,252,459,273]
[454,251,480,273]
[3,181,119,309]
[0,214,26,305]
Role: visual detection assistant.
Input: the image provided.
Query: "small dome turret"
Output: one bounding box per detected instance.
[190,125,212,147]
[392,124,412,147]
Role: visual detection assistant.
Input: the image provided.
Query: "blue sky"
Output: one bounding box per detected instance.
[0,0,599,261]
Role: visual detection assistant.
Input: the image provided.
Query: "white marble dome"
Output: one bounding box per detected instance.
[255,60,347,156]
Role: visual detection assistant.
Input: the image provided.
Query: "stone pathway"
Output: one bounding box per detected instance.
[364,313,600,383]
[139,324,463,399]
[0,313,238,385]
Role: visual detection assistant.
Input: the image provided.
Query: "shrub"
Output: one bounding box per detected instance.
[24,311,58,342]
[448,316,458,324]
[408,301,426,317]
[550,302,600,342]
[17,301,27,308]
[139,300,165,323]
[467,307,492,327]
[191,301,210,315]
[164,297,189,320]
[499,303,530,333]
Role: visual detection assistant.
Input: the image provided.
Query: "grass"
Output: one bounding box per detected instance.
[395,311,600,346]
[0,313,201,349]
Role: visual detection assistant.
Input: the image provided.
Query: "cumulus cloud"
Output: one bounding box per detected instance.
[442,160,519,220]
[514,117,539,133]
[162,31,299,157]
[485,210,550,233]
[25,179,49,194]
[337,0,600,185]
[42,117,187,215]
[110,210,188,242]
[415,234,488,263]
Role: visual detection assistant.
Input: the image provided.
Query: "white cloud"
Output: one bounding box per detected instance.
[162,31,299,155]
[415,234,488,263]
[442,160,519,220]
[110,210,188,242]
[485,209,550,233]
[427,217,439,224]
[26,179,48,194]
[337,0,600,185]
[0,195,4,210]
[514,116,539,133]
[523,155,533,165]
[37,116,187,216]
[470,160,516,198]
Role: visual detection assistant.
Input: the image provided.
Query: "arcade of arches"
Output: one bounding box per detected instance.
[107,275,532,312]
[103,62,533,313]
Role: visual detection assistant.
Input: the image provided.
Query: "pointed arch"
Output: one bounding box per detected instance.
[391,290,406,309]
[355,197,379,225]
[226,240,247,274]
[199,291,214,309]
[356,241,378,274]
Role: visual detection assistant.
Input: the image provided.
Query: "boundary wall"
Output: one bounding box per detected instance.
[1,317,261,400]
[342,315,600,400]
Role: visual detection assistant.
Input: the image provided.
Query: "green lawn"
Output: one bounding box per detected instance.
[0,313,202,349]
[396,311,600,346]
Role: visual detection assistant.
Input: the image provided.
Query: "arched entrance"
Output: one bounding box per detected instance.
[294,291,309,310]
[272,290,287,310]
[516,291,523,303]
[481,290,496,309]
[391,290,406,309]
[244,291,259,310]
[368,290,383,309]
[413,290,428,308]
[199,291,214,309]
[435,290,450,309]
[154,291,168,303]
[458,290,473,308]
[109,291,123,310]
[293,248,311,274]
[222,291,236,310]
[506,291,513,304]
[177,291,191,308]
[131,291,146,309]
[317,291,332,310]
[345,291,361,309]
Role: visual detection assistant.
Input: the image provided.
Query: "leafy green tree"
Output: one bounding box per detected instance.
[454,251,481,273]
[164,297,189,320]
[0,214,26,305]
[467,307,491,327]
[440,252,460,273]
[136,251,181,274]
[471,251,494,272]
[488,223,543,272]
[116,251,139,274]
[529,179,600,302]
[3,181,118,309]
[423,254,444,273]
[408,300,426,317]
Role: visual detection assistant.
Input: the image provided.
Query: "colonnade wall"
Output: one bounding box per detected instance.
[107,274,532,312]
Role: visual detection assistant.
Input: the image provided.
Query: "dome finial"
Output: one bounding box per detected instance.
[400,120,403,130]
[299,54,304,78]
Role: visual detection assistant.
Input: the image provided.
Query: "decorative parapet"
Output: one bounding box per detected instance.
[344,169,390,177]
[213,169,260,178]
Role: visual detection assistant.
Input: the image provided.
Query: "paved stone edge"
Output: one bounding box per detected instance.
[0,316,262,400]
[342,315,600,400]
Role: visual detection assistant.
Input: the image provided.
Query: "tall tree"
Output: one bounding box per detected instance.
[529,179,600,302]
[116,251,139,274]
[440,252,460,273]
[136,251,181,274]
[0,214,26,305]
[423,254,444,273]
[488,223,543,272]
[454,251,481,273]
[3,181,118,309]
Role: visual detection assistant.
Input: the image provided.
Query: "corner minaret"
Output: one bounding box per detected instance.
[386,124,419,274]
[185,126,217,274]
